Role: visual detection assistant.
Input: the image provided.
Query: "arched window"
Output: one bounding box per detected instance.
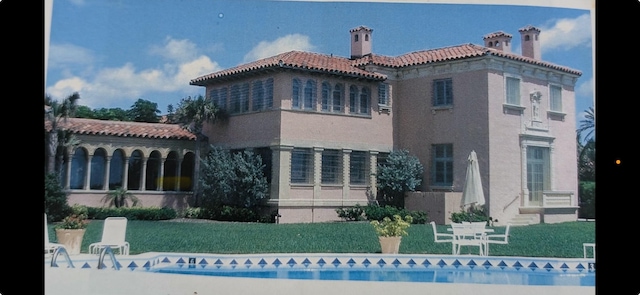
[90,148,106,190]
[354,35,359,42]
[146,151,162,190]
[525,35,530,41]
[349,85,358,114]
[359,87,370,114]
[333,83,343,112]
[292,78,301,109]
[365,34,369,41]
[303,79,316,110]
[69,148,87,189]
[109,149,125,190]
[128,150,143,190]
[321,82,331,111]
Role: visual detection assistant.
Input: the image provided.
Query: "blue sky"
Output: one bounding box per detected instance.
[45,0,594,129]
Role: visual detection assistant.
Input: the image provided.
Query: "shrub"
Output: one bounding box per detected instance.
[87,206,177,220]
[450,207,489,223]
[370,215,413,237]
[578,181,595,219]
[357,204,427,224]
[376,150,424,208]
[44,172,72,222]
[336,204,366,221]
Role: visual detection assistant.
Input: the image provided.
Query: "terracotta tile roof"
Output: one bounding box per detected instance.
[190,51,387,85]
[192,42,581,85]
[483,31,512,39]
[45,117,196,140]
[355,43,581,75]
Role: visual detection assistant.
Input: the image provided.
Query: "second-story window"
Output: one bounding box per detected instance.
[433,78,453,107]
[506,77,521,105]
[550,85,562,112]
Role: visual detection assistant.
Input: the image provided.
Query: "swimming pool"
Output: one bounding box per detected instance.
[45,252,595,295]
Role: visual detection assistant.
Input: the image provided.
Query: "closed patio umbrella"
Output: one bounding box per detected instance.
[461,150,485,211]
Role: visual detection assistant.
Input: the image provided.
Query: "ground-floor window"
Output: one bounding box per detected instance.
[432,144,453,186]
[350,151,368,185]
[291,148,313,184]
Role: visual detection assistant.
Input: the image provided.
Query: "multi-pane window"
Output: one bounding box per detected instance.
[264,78,274,109]
[291,148,313,184]
[210,87,227,110]
[321,82,331,112]
[229,83,249,114]
[252,80,264,111]
[332,83,343,112]
[292,78,301,109]
[321,149,342,184]
[506,77,521,105]
[378,83,390,106]
[350,86,370,115]
[303,79,316,110]
[432,144,453,186]
[433,78,453,106]
[550,85,562,112]
[350,151,367,185]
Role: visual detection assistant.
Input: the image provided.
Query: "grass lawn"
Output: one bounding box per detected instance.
[49,220,595,258]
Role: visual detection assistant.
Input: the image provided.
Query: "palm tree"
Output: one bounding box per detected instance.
[577,106,595,144]
[171,95,227,205]
[45,92,80,174]
[576,106,595,182]
[104,187,139,208]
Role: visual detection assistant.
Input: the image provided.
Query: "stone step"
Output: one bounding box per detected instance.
[508,214,537,226]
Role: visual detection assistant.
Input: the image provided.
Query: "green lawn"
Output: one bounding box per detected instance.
[48,220,595,258]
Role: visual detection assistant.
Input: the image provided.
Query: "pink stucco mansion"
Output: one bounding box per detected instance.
[52,25,581,225]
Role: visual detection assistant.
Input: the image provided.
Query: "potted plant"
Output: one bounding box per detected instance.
[370,214,413,254]
[54,205,89,255]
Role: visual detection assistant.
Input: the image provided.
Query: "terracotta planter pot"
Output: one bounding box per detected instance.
[378,236,402,254]
[55,229,86,255]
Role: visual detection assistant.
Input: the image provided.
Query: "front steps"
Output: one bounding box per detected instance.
[507,213,537,226]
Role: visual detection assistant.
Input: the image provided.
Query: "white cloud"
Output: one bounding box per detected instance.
[46,37,221,109]
[242,34,315,63]
[576,76,594,100]
[539,14,592,53]
[48,43,96,69]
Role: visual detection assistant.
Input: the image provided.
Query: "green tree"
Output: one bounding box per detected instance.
[74,105,95,119]
[128,98,160,122]
[44,172,73,222]
[171,95,227,205]
[376,149,424,208]
[45,92,80,174]
[199,146,269,211]
[93,107,130,121]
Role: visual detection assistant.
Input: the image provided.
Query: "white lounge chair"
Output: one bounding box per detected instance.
[45,213,65,256]
[484,223,511,256]
[430,221,455,254]
[450,222,486,256]
[88,217,130,255]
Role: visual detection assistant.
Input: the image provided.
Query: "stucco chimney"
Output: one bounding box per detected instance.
[350,26,373,59]
[483,31,513,53]
[519,25,541,60]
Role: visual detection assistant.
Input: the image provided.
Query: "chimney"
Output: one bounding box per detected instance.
[350,26,373,59]
[482,31,513,53]
[519,25,541,60]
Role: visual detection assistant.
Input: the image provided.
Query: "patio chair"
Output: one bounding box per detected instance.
[484,223,511,256]
[88,217,130,255]
[450,222,486,256]
[45,214,66,256]
[430,221,455,254]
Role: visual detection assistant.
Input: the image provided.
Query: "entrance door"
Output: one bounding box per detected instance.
[526,146,549,206]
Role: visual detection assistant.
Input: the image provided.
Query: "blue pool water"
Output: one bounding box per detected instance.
[140,254,595,287]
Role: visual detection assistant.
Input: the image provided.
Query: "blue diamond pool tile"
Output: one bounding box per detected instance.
[421,259,432,267]
[258,259,268,268]
[244,259,253,268]
[331,258,341,267]
[482,260,493,269]
[576,263,586,271]
[407,259,416,268]
[559,263,569,271]
[143,261,153,268]
[302,258,312,267]
[362,258,371,267]
[376,258,387,267]
[317,258,326,267]
[452,259,463,268]
[230,259,238,266]
[512,261,523,270]
[347,258,356,267]
[543,262,554,271]
[392,259,402,267]
[176,258,186,264]
[272,258,282,267]
[287,258,297,267]
[127,261,138,270]
[497,260,508,269]
[467,259,478,268]
[528,262,539,271]
[161,257,172,263]
[437,259,448,268]
[199,258,209,266]
[81,262,91,269]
